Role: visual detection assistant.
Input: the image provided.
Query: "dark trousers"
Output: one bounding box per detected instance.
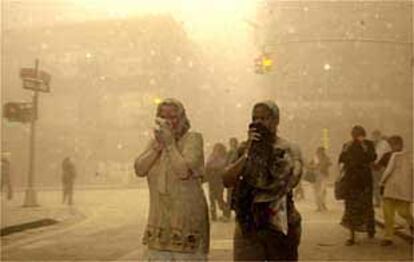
[233,222,301,261]
[224,188,233,219]
[209,190,226,220]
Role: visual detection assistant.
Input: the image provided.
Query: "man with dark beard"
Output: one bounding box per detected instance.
[223,101,302,261]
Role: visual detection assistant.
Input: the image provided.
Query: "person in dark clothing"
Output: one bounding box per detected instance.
[339,125,377,246]
[205,143,228,221]
[62,157,76,205]
[371,130,391,207]
[223,101,302,261]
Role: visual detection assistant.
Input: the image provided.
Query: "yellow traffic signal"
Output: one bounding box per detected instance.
[262,56,272,69]
[254,54,273,74]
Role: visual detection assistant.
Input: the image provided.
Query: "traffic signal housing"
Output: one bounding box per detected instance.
[3,102,35,123]
[254,54,273,74]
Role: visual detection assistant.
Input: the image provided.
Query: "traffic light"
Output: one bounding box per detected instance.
[3,102,35,123]
[262,55,273,72]
[254,54,273,74]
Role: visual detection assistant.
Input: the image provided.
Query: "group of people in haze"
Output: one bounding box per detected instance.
[134,98,412,261]
[338,127,413,247]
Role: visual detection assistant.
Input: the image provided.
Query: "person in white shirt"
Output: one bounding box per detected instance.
[379,135,413,246]
[371,130,391,207]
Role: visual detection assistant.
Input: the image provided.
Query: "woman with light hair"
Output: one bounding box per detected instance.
[134,98,209,261]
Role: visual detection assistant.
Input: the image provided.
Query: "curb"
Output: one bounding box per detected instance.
[10,184,145,193]
[1,207,86,235]
[0,219,58,236]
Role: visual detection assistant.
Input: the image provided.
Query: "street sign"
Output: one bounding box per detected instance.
[3,102,35,123]
[20,68,51,93]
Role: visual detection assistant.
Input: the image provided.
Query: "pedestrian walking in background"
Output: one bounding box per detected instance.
[293,179,305,201]
[227,138,239,164]
[223,101,302,261]
[61,157,76,205]
[309,146,332,211]
[293,144,305,201]
[1,154,13,200]
[339,125,377,246]
[205,143,228,222]
[134,98,209,261]
[379,135,413,246]
[224,137,239,219]
[371,130,391,207]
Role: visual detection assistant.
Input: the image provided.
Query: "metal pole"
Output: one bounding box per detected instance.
[23,59,39,207]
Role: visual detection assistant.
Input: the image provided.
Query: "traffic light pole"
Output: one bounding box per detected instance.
[23,59,39,207]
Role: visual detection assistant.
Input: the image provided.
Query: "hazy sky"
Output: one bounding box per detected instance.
[3,0,257,40]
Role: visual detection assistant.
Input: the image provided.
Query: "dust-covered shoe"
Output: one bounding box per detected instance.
[345,239,355,246]
[380,239,393,246]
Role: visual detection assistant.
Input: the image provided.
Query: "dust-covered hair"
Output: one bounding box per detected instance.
[156,98,191,138]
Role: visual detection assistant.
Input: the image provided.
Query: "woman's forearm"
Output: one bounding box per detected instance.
[134,146,161,177]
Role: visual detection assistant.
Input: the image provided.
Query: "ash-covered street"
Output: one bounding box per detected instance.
[1,184,412,261]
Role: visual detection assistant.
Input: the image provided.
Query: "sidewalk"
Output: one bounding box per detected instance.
[0,183,144,233]
[1,191,85,233]
[1,184,145,230]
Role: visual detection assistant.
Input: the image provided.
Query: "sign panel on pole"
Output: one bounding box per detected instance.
[20,68,51,93]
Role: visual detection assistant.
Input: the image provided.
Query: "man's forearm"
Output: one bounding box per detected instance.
[223,155,246,188]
